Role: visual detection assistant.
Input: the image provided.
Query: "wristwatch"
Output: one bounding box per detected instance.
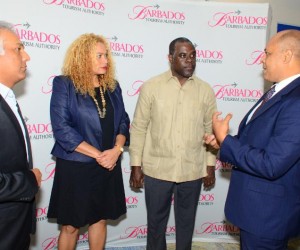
[115,144,124,153]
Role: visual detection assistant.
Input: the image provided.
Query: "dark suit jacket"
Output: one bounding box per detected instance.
[221,76,300,240]
[50,76,130,161]
[0,95,39,249]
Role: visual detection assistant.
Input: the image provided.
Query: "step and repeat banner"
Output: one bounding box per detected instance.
[1,0,270,249]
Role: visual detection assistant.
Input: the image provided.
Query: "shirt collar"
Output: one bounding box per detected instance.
[166,69,196,83]
[0,82,15,100]
[275,74,300,93]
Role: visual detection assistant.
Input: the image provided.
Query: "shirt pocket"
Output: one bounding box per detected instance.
[151,99,173,138]
[184,101,204,143]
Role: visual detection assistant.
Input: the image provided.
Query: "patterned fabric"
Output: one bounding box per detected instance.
[248,85,276,122]
[129,70,217,182]
[264,84,276,102]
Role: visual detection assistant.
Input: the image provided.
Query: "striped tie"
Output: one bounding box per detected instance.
[263,85,276,102]
[251,85,276,120]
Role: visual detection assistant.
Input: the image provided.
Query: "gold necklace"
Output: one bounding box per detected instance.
[92,86,106,118]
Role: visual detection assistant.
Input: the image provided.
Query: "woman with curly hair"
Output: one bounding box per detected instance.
[47,33,130,250]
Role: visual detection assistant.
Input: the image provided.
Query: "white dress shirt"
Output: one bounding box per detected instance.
[247,74,300,123]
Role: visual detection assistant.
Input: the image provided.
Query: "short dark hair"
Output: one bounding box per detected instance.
[169,37,194,55]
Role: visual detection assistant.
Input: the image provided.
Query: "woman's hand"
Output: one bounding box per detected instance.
[96,147,121,171]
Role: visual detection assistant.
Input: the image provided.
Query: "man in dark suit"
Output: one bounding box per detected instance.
[0,21,42,249]
[205,29,300,249]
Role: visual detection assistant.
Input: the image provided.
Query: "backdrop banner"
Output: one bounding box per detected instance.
[277,23,300,32]
[1,0,270,249]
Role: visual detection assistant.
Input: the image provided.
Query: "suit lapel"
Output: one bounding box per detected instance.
[238,93,267,130]
[0,95,31,167]
[80,93,102,132]
[238,77,300,133]
[246,77,300,125]
[238,89,270,131]
[0,95,25,145]
[249,92,281,121]
[16,103,33,168]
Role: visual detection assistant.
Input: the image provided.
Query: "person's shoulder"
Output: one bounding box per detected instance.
[111,80,122,93]
[52,75,75,93]
[143,71,169,87]
[53,75,74,87]
[53,75,71,83]
[286,80,300,98]
[193,75,213,89]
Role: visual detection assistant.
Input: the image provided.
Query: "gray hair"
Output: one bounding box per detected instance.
[0,21,16,55]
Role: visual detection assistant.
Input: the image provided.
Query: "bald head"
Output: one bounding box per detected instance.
[261,29,300,83]
[276,29,300,60]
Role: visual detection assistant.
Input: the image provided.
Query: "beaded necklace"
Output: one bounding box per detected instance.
[92,85,106,118]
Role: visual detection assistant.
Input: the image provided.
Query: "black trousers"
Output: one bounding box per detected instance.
[144,175,202,250]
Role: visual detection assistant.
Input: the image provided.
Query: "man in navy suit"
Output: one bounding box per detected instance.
[205,29,300,249]
[0,21,42,249]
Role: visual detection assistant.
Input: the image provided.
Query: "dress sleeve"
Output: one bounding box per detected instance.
[50,76,84,152]
[115,83,130,146]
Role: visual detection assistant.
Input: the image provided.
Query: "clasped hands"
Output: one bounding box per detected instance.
[204,111,233,150]
[96,147,121,171]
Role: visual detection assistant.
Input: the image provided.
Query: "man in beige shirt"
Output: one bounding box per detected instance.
[129,37,217,250]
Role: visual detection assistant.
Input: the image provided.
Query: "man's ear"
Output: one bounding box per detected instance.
[168,54,173,63]
[283,49,293,64]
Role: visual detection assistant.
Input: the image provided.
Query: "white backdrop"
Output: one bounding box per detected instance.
[1,1,270,249]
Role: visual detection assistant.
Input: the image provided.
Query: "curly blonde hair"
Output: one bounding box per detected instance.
[62,33,116,96]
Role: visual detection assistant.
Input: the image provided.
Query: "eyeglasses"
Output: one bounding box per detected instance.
[264,49,272,57]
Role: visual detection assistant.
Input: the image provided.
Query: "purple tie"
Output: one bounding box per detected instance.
[263,85,276,102]
[251,85,276,119]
